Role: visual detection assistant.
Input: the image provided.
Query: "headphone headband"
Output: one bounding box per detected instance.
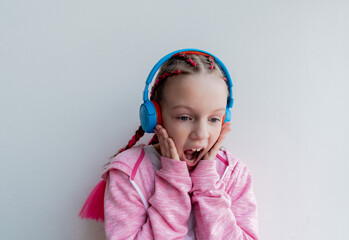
[143,48,234,108]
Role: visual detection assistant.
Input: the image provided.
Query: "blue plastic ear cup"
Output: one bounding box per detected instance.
[140,100,162,133]
[140,48,234,132]
[224,108,231,124]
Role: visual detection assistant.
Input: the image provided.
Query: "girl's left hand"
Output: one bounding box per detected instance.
[203,122,232,160]
[154,125,180,161]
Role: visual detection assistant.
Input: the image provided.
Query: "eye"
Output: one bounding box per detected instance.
[209,117,221,123]
[177,116,190,121]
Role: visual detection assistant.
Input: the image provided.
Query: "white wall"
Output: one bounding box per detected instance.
[1,0,348,239]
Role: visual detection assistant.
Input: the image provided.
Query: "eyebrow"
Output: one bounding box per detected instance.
[171,105,226,112]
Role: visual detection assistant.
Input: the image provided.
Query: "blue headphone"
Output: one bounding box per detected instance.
[139,48,234,133]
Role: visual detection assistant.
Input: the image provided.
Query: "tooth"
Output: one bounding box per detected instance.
[190,148,202,152]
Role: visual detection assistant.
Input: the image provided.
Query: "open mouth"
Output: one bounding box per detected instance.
[184,148,204,163]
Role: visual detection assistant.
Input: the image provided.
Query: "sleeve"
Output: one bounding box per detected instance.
[189,159,259,240]
[104,157,193,240]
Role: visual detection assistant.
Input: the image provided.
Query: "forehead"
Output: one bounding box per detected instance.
[162,73,228,113]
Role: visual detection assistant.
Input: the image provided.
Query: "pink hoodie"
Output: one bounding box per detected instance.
[101,144,259,239]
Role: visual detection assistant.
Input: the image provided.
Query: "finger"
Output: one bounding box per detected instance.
[215,123,232,148]
[154,126,166,156]
[217,123,231,145]
[157,125,171,158]
[206,123,232,160]
[220,122,232,139]
[167,138,180,161]
[221,122,231,132]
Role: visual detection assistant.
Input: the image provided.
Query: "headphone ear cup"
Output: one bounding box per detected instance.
[139,100,162,133]
[152,100,162,126]
[223,108,231,124]
[140,100,157,133]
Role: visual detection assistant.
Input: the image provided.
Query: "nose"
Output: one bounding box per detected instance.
[189,120,209,140]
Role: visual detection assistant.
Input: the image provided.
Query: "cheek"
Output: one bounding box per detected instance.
[209,127,222,144]
[166,126,187,145]
[162,120,188,148]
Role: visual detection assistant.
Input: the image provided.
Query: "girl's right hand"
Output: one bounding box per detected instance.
[154,125,180,161]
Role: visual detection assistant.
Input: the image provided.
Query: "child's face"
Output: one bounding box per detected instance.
[160,73,229,171]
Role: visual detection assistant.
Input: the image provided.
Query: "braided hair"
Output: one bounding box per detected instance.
[109,53,228,161]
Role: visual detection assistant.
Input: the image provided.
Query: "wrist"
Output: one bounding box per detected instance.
[160,156,190,177]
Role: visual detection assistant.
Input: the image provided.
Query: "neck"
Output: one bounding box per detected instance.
[153,143,161,155]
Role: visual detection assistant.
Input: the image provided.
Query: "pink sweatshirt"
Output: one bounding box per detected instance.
[102,144,259,239]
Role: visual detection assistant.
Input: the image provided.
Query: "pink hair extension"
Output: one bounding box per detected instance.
[148,134,159,145]
[177,53,197,67]
[150,69,181,98]
[79,179,106,222]
[223,77,227,82]
[118,126,145,154]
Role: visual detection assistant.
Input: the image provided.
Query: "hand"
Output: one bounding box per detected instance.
[154,125,180,161]
[203,122,232,160]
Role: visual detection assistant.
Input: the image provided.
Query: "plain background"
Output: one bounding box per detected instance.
[1,0,348,239]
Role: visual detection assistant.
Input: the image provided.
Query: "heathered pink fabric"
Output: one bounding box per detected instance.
[102,144,259,239]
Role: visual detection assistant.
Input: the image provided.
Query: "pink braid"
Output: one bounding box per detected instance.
[114,126,145,157]
[176,53,197,67]
[154,69,181,86]
[207,56,226,82]
[208,56,215,69]
[150,69,181,99]
[148,134,159,145]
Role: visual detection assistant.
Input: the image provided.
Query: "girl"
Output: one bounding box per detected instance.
[80,49,259,240]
